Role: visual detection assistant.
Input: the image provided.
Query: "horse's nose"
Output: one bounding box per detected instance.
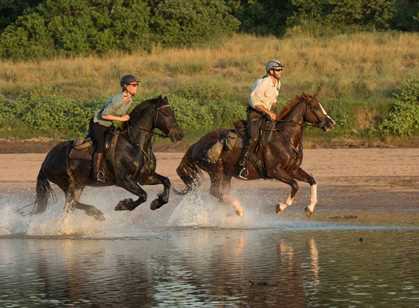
[170,128,184,142]
[177,129,184,141]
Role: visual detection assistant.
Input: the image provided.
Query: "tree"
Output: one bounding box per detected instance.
[150,0,239,47]
[0,0,152,59]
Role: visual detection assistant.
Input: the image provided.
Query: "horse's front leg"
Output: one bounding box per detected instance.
[115,175,148,211]
[140,173,171,210]
[292,167,317,217]
[272,168,299,214]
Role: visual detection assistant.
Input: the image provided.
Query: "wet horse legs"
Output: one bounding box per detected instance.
[273,168,299,214]
[292,167,317,217]
[65,186,105,221]
[140,173,171,210]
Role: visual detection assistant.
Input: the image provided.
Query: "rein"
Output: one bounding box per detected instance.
[127,103,171,144]
[262,100,320,131]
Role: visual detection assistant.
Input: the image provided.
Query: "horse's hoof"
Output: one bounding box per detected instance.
[94,212,106,221]
[305,207,314,217]
[115,199,134,211]
[150,199,165,211]
[234,208,244,217]
[276,203,286,214]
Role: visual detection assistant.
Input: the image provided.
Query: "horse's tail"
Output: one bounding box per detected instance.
[33,162,53,214]
[173,145,202,195]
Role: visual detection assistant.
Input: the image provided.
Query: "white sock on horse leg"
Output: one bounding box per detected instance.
[308,184,318,211]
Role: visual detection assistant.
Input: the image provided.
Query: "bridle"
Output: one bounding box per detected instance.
[127,103,172,144]
[265,98,331,130]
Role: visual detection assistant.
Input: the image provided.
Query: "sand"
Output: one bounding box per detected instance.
[0,149,418,225]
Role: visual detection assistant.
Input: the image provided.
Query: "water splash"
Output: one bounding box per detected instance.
[0,187,167,238]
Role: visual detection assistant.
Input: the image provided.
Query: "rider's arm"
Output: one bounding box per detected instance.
[253,105,277,121]
[102,114,129,122]
[101,95,130,122]
[249,79,277,121]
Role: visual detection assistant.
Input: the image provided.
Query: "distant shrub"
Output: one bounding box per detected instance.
[0,0,152,59]
[0,94,101,137]
[151,0,239,47]
[379,77,419,136]
[0,0,239,59]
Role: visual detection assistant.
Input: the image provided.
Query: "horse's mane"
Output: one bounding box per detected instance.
[277,93,313,120]
[128,96,166,124]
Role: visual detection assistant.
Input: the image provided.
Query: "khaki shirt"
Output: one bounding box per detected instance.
[93,93,133,127]
[248,76,281,111]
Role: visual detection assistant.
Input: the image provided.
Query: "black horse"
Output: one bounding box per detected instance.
[33,96,183,220]
[175,93,335,217]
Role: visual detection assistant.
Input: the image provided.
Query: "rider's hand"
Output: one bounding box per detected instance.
[120,115,130,122]
[269,112,277,121]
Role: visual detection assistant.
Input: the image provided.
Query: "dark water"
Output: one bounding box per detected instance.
[1,229,419,307]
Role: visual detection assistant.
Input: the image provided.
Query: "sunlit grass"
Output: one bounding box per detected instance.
[0,32,417,102]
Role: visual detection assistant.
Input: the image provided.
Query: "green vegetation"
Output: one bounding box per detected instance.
[0,1,418,145]
[0,0,417,60]
[378,78,419,136]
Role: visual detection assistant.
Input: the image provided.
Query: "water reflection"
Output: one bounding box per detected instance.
[1,230,419,307]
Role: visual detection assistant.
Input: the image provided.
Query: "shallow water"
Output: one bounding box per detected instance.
[1,229,419,307]
[1,188,419,307]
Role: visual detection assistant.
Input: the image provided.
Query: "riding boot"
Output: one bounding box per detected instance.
[93,153,106,183]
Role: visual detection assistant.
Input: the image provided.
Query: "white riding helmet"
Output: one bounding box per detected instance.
[265,59,284,73]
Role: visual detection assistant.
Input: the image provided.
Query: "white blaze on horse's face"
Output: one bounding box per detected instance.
[319,103,328,116]
[318,102,336,128]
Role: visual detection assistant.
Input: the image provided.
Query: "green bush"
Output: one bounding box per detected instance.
[151,0,239,47]
[0,0,239,59]
[0,0,152,59]
[379,77,419,136]
[0,94,101,137]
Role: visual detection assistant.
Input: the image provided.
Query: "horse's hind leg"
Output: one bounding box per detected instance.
[272,169,299,214]
[66,186,105,221]
[292,167,317,217]
[209,172,243,217]
[220,176,244,217]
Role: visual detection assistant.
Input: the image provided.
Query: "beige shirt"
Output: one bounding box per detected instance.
[248,76,281,110]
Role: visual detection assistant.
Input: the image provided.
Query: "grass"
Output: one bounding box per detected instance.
[0,32,418,145]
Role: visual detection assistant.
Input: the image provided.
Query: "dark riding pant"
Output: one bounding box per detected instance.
[91,122,112,153]
[238,108,264,175]
[247,108,264,144]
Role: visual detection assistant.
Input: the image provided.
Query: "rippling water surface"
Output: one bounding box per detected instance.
[1,188,419,307]
[1,229,419,307]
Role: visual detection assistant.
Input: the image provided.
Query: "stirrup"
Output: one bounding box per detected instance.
[238,167,249,180]
[96,171,106,183]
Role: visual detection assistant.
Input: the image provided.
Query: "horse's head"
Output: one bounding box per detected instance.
[152,96,184,142]
[300,93,336,131]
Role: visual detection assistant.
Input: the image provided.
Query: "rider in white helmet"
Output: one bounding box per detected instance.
[238,59,284,180]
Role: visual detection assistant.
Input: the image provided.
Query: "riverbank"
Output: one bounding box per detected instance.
[1,149,418,226]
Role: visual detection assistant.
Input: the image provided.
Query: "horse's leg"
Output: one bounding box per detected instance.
[209,171,223,201]
[70,186,106,221]
[292,167,317,217]
[272,169,299,214]
[220,176,244,217]
[114,175,148,211]
[140,173,170,211]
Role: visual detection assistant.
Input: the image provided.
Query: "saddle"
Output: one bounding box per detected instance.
[68,133,116,161]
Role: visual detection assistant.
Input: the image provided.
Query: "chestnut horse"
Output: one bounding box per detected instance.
[174,93,335,217]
